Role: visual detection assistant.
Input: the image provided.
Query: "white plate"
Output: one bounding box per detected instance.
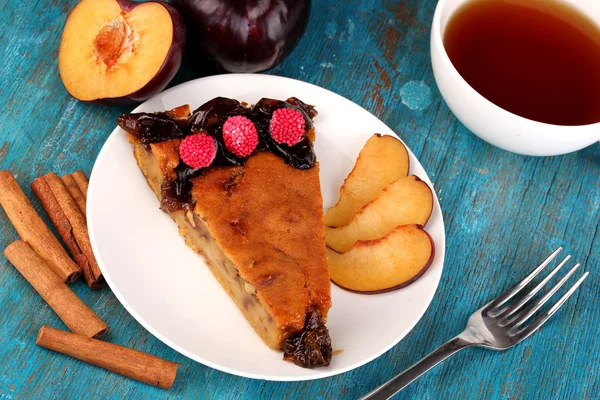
[88,74,445,381]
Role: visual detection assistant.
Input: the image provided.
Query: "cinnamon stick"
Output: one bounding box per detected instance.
[4,241,108,338]
[37,173,104,289]
[60,174,86,217]
[72,170,88,199]
[31,177,94,286]
[32,178,80,259]
[37,326,179,389]
[0,171,80,282]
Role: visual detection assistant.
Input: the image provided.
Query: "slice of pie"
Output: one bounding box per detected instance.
[117,97,332,368]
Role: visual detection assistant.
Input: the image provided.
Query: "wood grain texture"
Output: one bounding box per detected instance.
[0,0,598,399]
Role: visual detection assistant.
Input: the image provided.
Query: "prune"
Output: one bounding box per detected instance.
[188,97,247,134]
[267,136,315,170]
[283,310,332,368]
[286,97,318,119]
[165,104,191,128]
[117,112,185,144]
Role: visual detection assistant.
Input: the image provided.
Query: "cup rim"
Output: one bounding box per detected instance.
[431,0,600,131]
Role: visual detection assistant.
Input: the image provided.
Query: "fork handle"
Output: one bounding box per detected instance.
[359,335,474,400]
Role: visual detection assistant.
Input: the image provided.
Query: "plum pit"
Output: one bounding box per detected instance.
[93,18,133,68]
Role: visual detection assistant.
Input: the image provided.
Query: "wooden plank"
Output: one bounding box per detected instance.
[0,0,598,399]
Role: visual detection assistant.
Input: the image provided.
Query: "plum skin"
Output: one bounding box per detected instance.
[92,0,186,105]
[329,231,436,295]
[173,0,311,73]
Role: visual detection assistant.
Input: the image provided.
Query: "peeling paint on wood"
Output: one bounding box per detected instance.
[0,0,599,399]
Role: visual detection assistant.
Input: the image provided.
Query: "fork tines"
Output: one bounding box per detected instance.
[488,247,589,338]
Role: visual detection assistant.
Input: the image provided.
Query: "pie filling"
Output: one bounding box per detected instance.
[133,142,284,346]
[121,97,332,368]
[174,210,285,348]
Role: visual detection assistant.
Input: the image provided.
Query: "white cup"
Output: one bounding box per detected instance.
[431,0,600,156]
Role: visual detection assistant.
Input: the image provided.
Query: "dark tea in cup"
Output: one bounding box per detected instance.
[444,0,600,126]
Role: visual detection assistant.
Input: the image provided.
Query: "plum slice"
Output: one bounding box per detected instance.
[327,224,435,294]
[325,175,434,253]
[324,134,410,228]
[59,0,185,104]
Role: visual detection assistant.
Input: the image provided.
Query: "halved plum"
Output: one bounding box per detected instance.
[59,0,186,104]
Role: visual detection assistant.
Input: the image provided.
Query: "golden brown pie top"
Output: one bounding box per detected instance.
[191,152,331,332]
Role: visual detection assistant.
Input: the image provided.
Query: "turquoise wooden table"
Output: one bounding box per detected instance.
[1,0,598,398]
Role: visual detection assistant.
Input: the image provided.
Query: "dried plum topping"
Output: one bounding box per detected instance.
[286,97,318,119]
[266,136,315,170]
[119,96,317,208]
[188,97,247,134]
[160,180,188,213]
[252,97,314,134]
[117,113,185,144]
[164,105,191,128]
[251,98,316,169]
[283,310,332,368]
[214,139,246,167]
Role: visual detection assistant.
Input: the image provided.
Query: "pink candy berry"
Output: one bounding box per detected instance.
[269,108,306,146]
[179,133,217,169]
[222,115,259,157]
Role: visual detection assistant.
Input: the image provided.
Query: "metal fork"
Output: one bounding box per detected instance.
[360,248,589,400]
